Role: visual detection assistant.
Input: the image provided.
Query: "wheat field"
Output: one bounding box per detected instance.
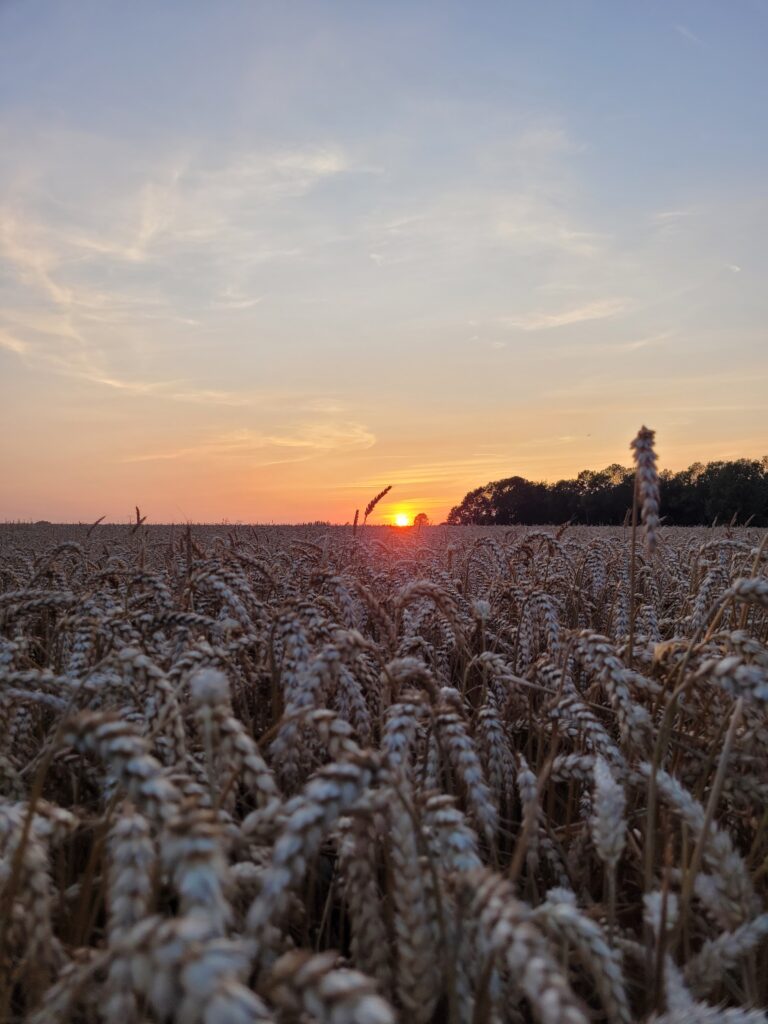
[0,513,767,1023]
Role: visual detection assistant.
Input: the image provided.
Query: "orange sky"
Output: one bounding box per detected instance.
[2,364,765,523]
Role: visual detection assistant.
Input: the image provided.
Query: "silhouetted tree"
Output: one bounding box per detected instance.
[414,513,430,527]
[447,485,497,525]
[445,458,768,526]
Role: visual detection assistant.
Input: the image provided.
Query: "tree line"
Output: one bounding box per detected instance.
[445,457,768,527]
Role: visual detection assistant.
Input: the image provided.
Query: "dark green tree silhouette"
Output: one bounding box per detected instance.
[445,458,768,526]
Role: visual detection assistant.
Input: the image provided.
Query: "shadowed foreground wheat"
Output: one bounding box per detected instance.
[0,509,767,1021]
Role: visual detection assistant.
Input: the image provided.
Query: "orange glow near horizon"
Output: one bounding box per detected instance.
[3,425,768,525]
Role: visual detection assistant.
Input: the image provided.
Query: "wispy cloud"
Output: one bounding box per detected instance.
[125,421,376,463]
[0,300,254,403]
[1,142,354,269]
[513,126,580,156]
[211,289,265,311]
[0,141,361,399]
[500,297,629,331]
[195,147,352,204]
[351,455,514,488]
[494,198,605,257]
[0,327,27,355]
[674,24,706,47]
[611,330,671,352]
[652,209,696,222]
[93,376,255,406]
[359,189,607,271]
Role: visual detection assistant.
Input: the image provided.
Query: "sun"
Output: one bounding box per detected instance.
[394,513,410,527]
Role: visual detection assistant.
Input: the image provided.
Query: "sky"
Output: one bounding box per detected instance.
[1,1,767,524]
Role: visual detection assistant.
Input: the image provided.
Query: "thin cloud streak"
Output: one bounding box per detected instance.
[0,328,28,354]
[500,298,629,331]
[674,24,706,47]
[124,422,377,463]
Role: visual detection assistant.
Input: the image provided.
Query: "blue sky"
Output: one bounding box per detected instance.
[1,1,766,521]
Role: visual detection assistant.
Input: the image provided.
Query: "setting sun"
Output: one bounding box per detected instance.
[394,513,410,527]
